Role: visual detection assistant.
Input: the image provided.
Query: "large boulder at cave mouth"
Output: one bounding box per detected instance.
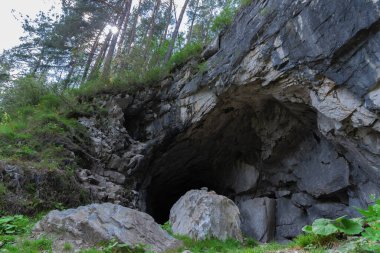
[32,203,181,252]
[169,189,243,241]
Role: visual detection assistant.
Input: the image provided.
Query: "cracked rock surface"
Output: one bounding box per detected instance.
[76,0,380,243]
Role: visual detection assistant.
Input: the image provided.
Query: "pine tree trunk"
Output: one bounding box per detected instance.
[124,0,142,56]
[88,31,112,80]
[114,0,133,60]
[63,58,76,88]
[143,0,162,62]
[32,47,45,76]
[187,0,200,44]
[163,0,190,64]
[159,0,173,47]
[82,28,103,82]
[101,0,131,80]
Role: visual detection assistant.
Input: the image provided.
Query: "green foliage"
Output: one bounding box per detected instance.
[297,199,380,252]
[302,216,363,236]
[101,239,147,253]
[0,183,6,195]
[211,5,235,33]
[0,215,30,236]
[0,237,52,253]
[197,62,208,74]
[358,198,380,251]
[78,42,203,97]
[259,7,270,16]
[78,239,148,253]
[211,0,253,34]
[0,77,48,114]
[239,0,253,8]
[63,242,73,251]
[293,233,336,249]
[161,221,173,235]
[166,42,203,71]
[0,82,88,170]
[165,235,286,253]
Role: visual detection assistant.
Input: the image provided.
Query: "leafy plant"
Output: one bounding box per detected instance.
[0,215,30,236]
[302,216,363,236]
[357,198,380,251]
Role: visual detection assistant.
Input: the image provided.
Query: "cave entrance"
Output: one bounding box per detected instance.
[143,95,316,224]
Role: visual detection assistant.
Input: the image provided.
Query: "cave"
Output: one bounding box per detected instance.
[138,81,372,241]
[144,98,264,224]
[139,86,304,214]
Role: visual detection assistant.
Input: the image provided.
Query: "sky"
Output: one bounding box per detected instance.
[0,0,187,54]
[0,0,61,53]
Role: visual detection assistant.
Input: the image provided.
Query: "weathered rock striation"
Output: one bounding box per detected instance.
[71,0,380,243]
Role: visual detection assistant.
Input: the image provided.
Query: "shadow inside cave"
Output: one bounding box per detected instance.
[141,88,368,241]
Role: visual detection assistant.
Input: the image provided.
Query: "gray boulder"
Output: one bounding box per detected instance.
[33,203,181,252]
[169,189,243,241]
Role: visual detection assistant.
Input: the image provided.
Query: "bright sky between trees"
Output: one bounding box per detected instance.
[0,0,187,53]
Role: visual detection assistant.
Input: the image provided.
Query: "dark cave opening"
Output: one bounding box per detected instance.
[146,170,221,224]
[143,96,320,227]
[143,99,270,224]
[137,85,379,242]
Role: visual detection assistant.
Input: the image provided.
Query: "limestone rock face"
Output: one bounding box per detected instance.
[66,0,380,244]
[237,197,276,243]
[33,203,181,253]
[169,190,243,241]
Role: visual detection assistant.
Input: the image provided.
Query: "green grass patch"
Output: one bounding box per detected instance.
[1,237,52,253]
[0,91,89,170]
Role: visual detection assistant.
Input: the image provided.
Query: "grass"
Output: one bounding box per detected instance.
[1,237,52,253]
[0,92,90,169]
[0,216,339,253]
[166,236,291,253]
[293,233,337,248]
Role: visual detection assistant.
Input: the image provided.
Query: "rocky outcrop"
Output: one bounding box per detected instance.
[0,161,88,215]
[169,189,243,241]
[75,0,380,243]
[33,203,181,252]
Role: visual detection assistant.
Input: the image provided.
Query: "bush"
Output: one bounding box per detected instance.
[166,42,203,71]
[211,5,235,33]
[0,76,49,113]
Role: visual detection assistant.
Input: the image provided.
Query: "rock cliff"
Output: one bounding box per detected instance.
[73,0,380,242]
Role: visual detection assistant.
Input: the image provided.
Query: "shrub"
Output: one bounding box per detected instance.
[0,76,49,113]
[166,42,203,71]
[211,5,235,33]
